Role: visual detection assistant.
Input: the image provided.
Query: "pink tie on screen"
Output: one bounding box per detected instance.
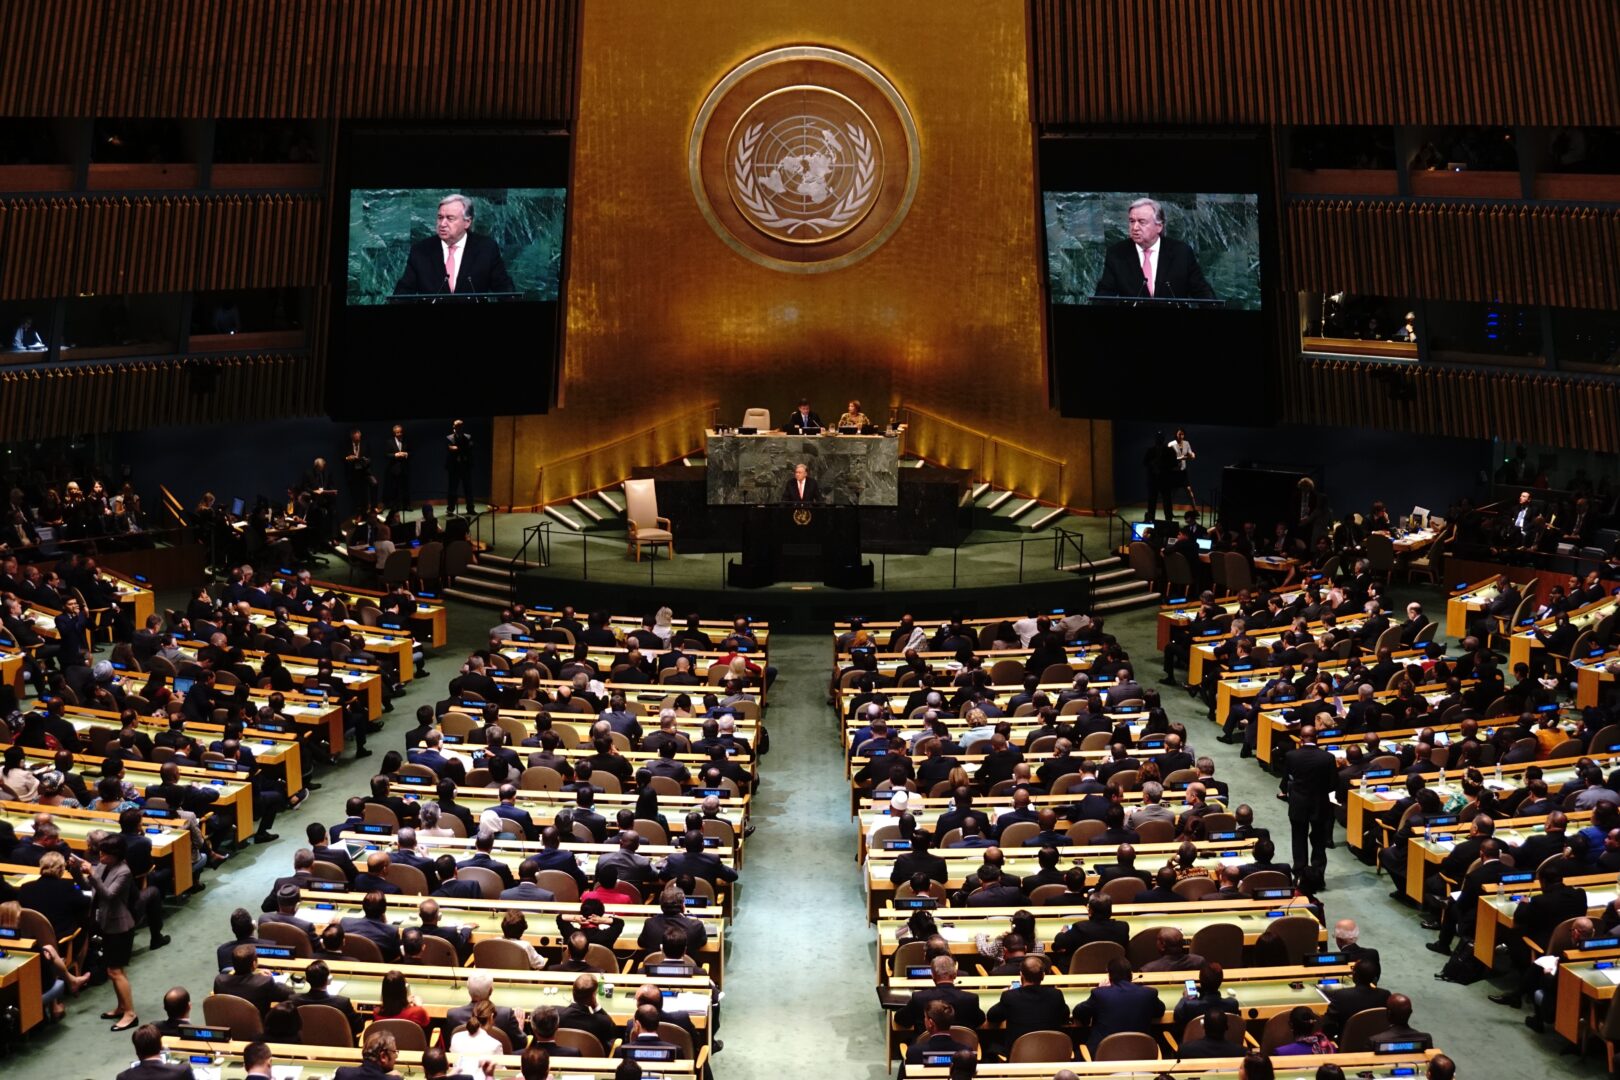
[1141,248,1154,297]
[445,247,456,293]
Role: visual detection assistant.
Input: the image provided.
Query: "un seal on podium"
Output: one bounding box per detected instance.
[690,46,920,273]
[792,508,813,526]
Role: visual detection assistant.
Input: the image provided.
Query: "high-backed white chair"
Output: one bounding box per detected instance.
[624,478,673,561]
[741,407,771,430]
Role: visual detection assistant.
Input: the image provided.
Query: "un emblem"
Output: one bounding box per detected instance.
[691,47,919,273]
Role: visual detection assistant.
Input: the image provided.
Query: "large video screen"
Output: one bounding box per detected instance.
[346,187,566,305]
[1040,131,1276,423]
[328,125,571,420]
[1043,191,1261,310]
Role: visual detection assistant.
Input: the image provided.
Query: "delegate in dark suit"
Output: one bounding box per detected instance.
[987,977,1070,1050]
[1093,236,1214,301]
[1071,974,1166,1053]
[392,232,513,297]
[781,473,820,503]
[1279,737,1337,872]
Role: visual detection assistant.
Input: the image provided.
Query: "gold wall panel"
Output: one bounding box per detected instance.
[495,0,1111,510]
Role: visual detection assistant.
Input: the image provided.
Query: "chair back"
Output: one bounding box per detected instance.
[17,907,58,950]
[415,541,444,584]
[1027,883,1070,904]
[257,920,314,958]
[1225,552,1253,591]
[298,1003,358,1047]
[587,943,622,974]
[204,993,265,1038]
[1127,542,1159,585]
[1039,663,1077,684]
[1068,819,1106,845]
[1239,869,1292,897]
[1094,1031,1160,1061]
[1258,1009,1297,1053]
[1109,769,1140,792]
[366,1018,428,1051]
[988,658,1027,685]
[310,860,348,883]
[398,763,438,783]
[647,775,683,797]
[1008,1030,1074,1063]
[457,866,506,899]
[418,934,461,968]
[999,821,1040,848]
[537,869,581,902]
[1067,939,1125,974]
[340,934,385,964]
[1210,548,1229,591]
[1365,534,1395,574]
[658,1022,696,1059]
[633,819,669,845]
[1181,1012,1244,1050]
[472,938,534,970]
[624,479,661,529]
[1079,731,1111,751]
[1190,922,1244,969]
[741,407,771,429]
[1266,914,1321,963]
[1100,876,1144,903]
[1173,875,1216,901]
[443,539,474,582]
[362,803,400,829]
[948,1026,981,1050]
[554,1028,605,1056]
[1134,818,1174,844]
[380,548,412,587]
[439,712,477,737]
[385,863,429,895]
[1200,812,1236,833]
[1338,1007,1391,1053]
[1545,916,1581,957]
[1126,927,1163,969]
[1164,551,1193,592]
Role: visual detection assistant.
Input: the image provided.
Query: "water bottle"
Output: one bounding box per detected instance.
[1495,761,1504,785]
[1437,767,1446,787]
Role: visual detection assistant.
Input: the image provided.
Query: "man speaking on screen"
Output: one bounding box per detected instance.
[392,193,515,298]
[1093,197,1214,302]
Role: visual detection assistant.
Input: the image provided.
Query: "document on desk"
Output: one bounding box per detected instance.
[1601,967,1620,986]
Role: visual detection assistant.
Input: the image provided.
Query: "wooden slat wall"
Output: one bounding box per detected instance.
[1294,359,1620,452]
[1285,201,1620,310]
[0,0,578,119]
[1031,0,1620,126]
[0,194,324,299]
[0,353,322,440]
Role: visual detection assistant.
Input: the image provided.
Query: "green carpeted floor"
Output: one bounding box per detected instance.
[18,579,1595,1079]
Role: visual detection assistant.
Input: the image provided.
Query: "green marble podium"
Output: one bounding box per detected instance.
[705,430,899,506]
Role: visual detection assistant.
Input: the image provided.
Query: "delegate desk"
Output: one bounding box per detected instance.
[1157,588,1324,651]
[174,639,388,721]
[1216,648,1436,726]
[0,943,44,1036]
[863,839,1254,922]
[16,745,256,843]
[96,568,156,628]
[875,895,1320,981]
[1575,648,1620,710]
[883,963,1351,1064]
[1555,943,1620,1044]
[296,888,727,985]
[430,741,757,790]
[161,1041,688,1080]
[832,645,1102,683]
[257,955,713,1029]
[1253,680,1478,769]
[389,781,750,841]
[1473,871,1615,967]
[268,568,449,648]
[1344,759,1583,857]
[243,606,417,684]
[493,641,771,691]
[1400,806,1592,905]
[108,672,347,753]
[510,609,771,651]
[854,784,1208,841]
[907,1054,1441,1080]
[338,831,740,890]
[62,703,305,795]
[1189,612,1374,687]
[1447,577,1505,639]
[1508,592,1620,672]
[0,648,22,699]
[441,698,763,748]
[0,800,193,894]
[705,427,899,506]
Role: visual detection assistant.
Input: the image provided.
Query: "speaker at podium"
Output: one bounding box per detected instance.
[727,503,874,589]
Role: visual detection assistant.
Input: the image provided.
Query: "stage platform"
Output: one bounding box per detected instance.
[478,509,1108,625]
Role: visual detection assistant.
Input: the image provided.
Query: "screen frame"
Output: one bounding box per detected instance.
[326,121,575,420]
[1035,126,1281,424]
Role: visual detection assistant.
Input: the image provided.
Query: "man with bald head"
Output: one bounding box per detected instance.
[1366,992,1433,1047]
[1279,724,1336,877]
[1141,926,1204,971]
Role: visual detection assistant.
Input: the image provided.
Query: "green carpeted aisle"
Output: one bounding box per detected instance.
[17,591,1585,1078]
